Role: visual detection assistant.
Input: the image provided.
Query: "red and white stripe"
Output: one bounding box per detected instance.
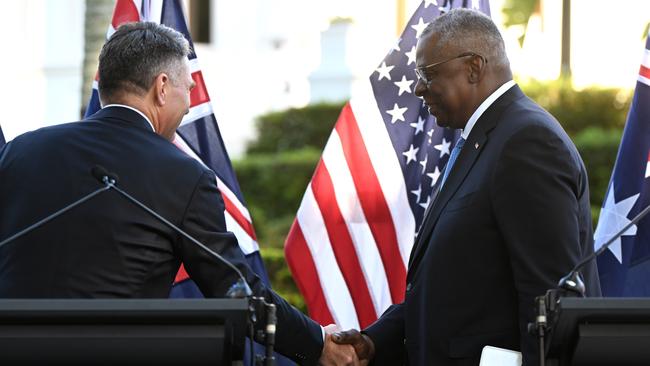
[638,48,650,86]
[171,135,259,255]
[107,0,142,38]
[181,58,214,124]
[285,88,415,330]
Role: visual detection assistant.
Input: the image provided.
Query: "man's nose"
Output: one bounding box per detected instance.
[414,78,426,97]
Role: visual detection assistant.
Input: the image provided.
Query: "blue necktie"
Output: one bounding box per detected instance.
[440,137,465,188]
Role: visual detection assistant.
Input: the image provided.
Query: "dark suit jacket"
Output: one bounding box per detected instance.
[364,85,601,365]
[0,106,322,364]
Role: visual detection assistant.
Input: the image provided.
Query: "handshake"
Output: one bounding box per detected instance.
[318,326,376,366]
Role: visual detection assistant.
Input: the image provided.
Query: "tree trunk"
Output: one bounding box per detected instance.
[560,0,571,79]
[81,0,114,116]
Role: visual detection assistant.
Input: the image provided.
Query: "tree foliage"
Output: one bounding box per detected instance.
[522,79,631,136]
[246,102,345,154]
[501,0,538,45]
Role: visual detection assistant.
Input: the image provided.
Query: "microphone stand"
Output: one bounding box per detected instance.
[97,173,252,298]
[250,298,277,366]
[0,184,112,248]
[531,198,650,366]
[95,168,276,365]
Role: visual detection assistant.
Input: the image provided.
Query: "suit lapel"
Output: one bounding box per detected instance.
[407,85,525,277]
[407,132,488,276]
[408,173,444,266]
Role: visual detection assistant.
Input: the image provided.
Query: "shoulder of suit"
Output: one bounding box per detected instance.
[153,140,215,180]
[498,97,567,136]
[10,121,213,178]
[7,121,85,148]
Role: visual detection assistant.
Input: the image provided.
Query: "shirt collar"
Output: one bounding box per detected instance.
[102,104,156,133]
[460,79,516,140]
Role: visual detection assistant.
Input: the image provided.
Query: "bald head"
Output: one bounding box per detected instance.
[422,8,511,77]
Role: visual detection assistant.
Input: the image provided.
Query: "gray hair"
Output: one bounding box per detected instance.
[423,8,509,70]
[98,22,191,102]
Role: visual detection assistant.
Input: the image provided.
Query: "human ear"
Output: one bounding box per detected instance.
[154,73,169,106]
[467,56,485,84]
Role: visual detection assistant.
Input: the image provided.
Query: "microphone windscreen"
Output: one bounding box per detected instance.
[91,165,119,184]
[109,171,120,183]
[91,165,109,183]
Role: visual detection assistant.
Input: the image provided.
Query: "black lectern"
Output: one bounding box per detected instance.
[0,298,248,365]
[546,297,650,365]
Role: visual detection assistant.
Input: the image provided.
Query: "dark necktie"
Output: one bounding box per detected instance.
[440,137,465,188]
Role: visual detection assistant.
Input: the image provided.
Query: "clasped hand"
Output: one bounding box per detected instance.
[319,325,375,366]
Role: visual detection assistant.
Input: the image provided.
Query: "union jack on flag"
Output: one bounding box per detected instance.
[84,0,271,297]
[284,0,491,330]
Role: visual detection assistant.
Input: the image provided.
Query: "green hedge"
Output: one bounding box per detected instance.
[259,246,306,313]
[521,79,631,136]
[573,127,622,206]
[572,127,623,225]
[246,102,345,154]
[232,147,321,248]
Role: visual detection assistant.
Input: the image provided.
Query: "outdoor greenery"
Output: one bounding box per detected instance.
[502,0,537,29]
[501,0,538,45]
[233,148,321,249]
[523,79,630,135]
[233,81,633,312]
[245,102,344,155]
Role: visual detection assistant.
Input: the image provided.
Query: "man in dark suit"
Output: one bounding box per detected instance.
[0,22,358,366]
[331,8,601,365]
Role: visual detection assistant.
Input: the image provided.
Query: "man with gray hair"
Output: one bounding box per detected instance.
[0,22,358,365]
[331,8,600,365]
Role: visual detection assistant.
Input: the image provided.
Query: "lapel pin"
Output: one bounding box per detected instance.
[474,142,479,149]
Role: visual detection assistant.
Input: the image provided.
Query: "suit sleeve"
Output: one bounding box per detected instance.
[363,302,406,365]
[175,170,324,365]
[490,125,585,365]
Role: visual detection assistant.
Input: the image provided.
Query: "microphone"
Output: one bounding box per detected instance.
[529,198,650,366]
[91,165,252,298]
[0,174,113,249]
[91,165,118,185]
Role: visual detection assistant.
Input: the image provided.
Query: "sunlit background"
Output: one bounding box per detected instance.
[1,0,649,156]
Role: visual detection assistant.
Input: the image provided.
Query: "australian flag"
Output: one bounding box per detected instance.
[594,33,650,296]
[85,1,292,363]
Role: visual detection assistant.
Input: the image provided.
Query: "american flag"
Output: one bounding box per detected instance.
[594,32,650,296]
[84,0,272,298]
[284,0,491,330]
